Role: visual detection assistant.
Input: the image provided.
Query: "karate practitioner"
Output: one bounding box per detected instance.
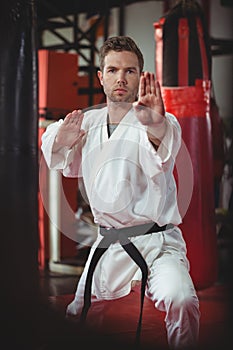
[41,36,200,349]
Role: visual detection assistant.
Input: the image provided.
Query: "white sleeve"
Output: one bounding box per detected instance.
[41,119,81,178]
[156,112,182,163]
[139,112,181,179]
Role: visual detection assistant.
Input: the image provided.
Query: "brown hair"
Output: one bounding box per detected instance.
[99,36,144,73]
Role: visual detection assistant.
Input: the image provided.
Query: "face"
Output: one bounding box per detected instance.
[97,50,141,104]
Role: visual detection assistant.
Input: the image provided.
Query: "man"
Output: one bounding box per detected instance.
[41,36,200,349]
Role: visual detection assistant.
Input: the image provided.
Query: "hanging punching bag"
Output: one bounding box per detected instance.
[0,0,41,346]
[154,0,218,290]
[0,1,39,298]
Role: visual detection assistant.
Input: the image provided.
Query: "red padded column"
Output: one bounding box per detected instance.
[162,81,218,290]
[154,8,218,290]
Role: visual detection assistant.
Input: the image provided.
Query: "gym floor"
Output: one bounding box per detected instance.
[36,222,233,350]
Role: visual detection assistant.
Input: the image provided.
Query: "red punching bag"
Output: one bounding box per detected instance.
[154,0,218,290]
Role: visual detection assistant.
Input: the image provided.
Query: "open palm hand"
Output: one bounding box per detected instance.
[55,109,85,149]
[133,72,165,125]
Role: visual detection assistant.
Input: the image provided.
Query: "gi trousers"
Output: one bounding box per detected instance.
[67,228,200,350]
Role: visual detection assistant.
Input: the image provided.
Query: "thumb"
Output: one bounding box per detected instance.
[133,101,146,112]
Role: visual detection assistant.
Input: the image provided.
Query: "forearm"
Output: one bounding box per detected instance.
[52,135,69,153]
[41,120,79,173]
[147,116,167,148]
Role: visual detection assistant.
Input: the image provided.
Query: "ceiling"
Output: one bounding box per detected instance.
[37,0,233,57]
[37,0,149,19]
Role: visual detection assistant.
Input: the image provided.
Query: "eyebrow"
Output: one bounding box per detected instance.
[106,65,138,71]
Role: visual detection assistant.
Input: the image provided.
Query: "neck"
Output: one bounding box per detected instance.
[107,101,132,124]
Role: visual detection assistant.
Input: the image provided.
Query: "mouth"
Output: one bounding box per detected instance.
[114,88,127,94]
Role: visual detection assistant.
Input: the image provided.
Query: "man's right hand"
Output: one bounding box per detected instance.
[53,109,86,152]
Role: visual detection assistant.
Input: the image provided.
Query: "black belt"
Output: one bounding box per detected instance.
[80,222,173,347]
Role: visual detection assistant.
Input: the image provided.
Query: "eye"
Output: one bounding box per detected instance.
[107,68,115,73]
[127,69,136,74]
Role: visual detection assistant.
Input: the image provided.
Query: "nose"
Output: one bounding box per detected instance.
[117,71,127,85]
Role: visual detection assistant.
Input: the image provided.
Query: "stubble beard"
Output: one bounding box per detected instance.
[108,89,138,104]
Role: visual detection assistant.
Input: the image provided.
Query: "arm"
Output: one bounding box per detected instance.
[53,109,85,151]
[134,73,181,174]
[133,72,166,148]
[41,110,86,177]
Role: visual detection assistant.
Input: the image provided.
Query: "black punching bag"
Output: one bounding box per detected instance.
[0,0,41,347]
[0,2,39,297]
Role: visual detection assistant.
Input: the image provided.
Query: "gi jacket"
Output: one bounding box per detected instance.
[41,107,188,300]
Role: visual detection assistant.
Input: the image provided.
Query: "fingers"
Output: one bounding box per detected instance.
[155,80,163,99]
[75,111,84,129]
[138,74,146,99]
[64,109,84,126]
[138,72,157,98]
[150,73,156,95]
[145,72,156,95]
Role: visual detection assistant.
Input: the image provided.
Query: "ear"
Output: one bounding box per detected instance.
[97,70,103,85]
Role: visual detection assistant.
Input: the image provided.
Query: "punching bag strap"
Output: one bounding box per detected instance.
[154,17,165,86]
[196,17,209,81]
[178,18,189,86]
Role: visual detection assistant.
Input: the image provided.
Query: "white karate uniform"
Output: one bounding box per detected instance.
[41,107,200,349]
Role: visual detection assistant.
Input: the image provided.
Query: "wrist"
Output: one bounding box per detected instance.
[147,116,167,146]
[52,136,65,153]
